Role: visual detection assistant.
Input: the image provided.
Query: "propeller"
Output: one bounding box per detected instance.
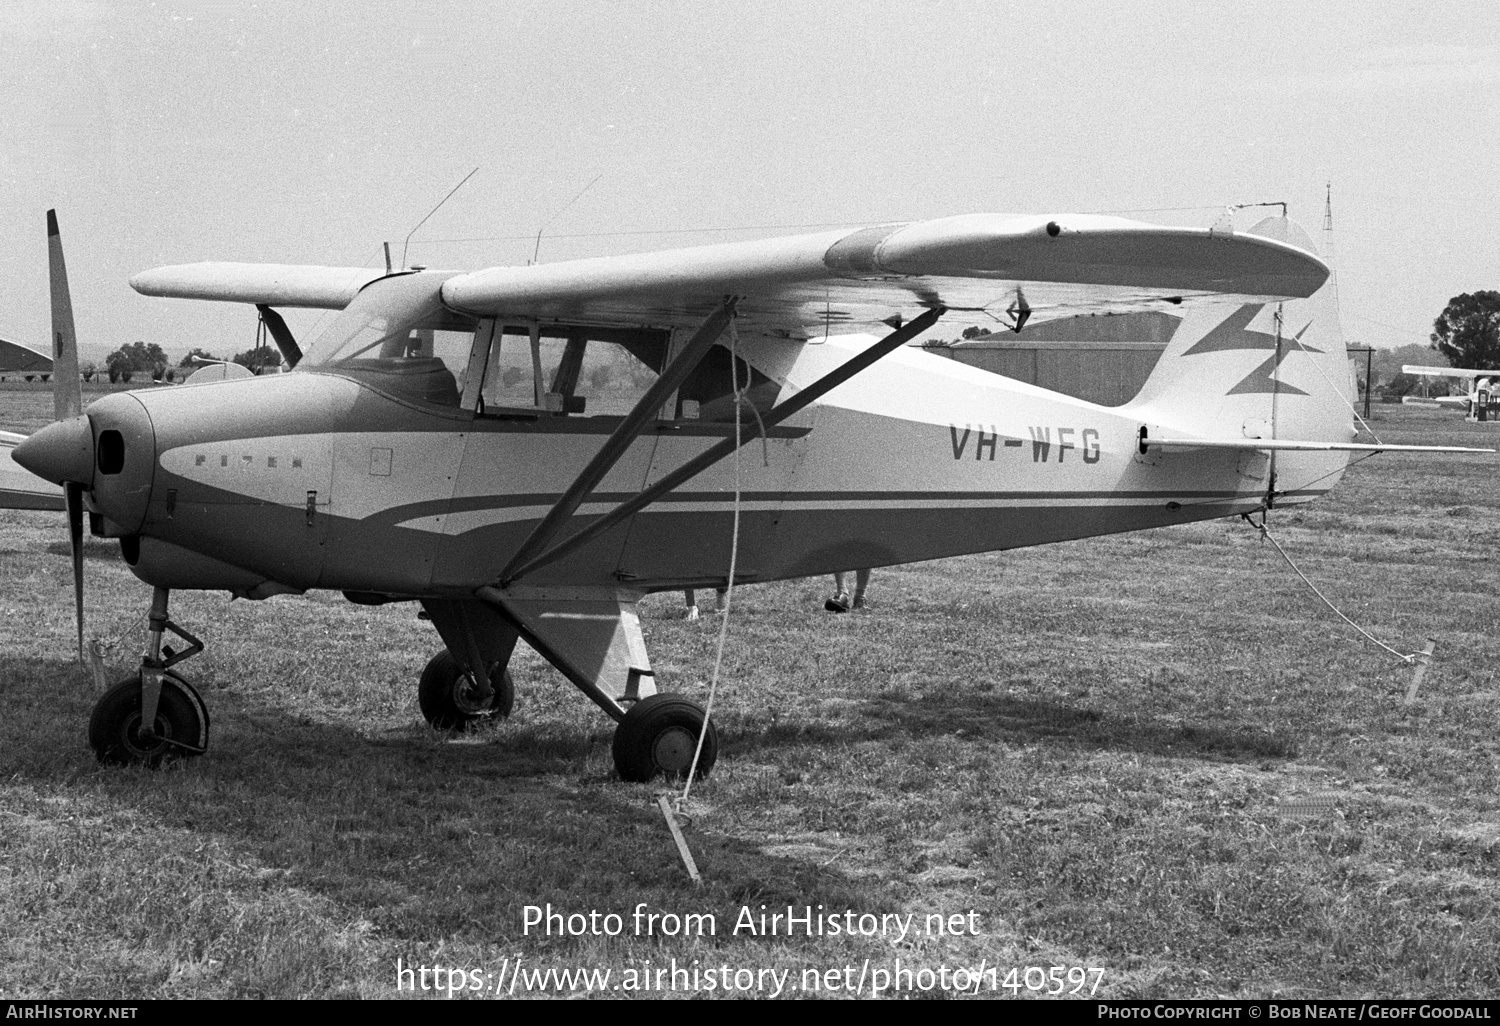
[47,209,87,663]
[66,482,84,662]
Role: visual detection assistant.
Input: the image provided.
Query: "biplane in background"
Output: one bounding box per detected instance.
[1401,364,1500,419]
[15,207,1485,779]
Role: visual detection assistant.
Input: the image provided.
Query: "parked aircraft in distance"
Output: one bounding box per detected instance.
[1401,364,1500,418]
[14,207,1488,779]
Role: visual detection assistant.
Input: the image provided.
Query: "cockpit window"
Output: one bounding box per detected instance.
[298,272,478,408]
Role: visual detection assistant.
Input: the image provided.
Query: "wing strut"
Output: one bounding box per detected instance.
[500,304,947,585]
[255,305,303,368]
[495,297,740,583]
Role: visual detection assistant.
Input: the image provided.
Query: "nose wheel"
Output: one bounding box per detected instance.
[89,672,208,766]
[418,649,515,729]
[87,586,209,767]
[611,694,717,782]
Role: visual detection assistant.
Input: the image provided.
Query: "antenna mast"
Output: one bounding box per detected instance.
[401,167,480,270]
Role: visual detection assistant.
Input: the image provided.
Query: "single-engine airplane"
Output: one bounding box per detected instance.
[15,207,1487,779]
[1401,364,1500,419]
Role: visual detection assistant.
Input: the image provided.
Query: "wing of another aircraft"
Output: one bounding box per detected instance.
[1402,364,1500,379]
[130,213,1329,337]
[1,430,63,511]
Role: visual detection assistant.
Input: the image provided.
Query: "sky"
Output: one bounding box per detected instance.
[2,0,1497,362]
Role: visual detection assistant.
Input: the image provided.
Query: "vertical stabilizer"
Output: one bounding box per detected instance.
[1127,216,1353,502]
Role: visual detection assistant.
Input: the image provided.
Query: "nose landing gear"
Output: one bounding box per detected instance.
[418,649,515,729]
[87,587,208,766]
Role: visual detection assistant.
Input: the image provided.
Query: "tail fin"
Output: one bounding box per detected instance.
[47,209,82,421]
[1126,216,1354,502]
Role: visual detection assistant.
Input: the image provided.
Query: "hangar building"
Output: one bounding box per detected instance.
[922,311,1176,407]
[0,338,53,382]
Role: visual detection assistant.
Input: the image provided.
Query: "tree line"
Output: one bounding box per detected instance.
[97,342,281,383]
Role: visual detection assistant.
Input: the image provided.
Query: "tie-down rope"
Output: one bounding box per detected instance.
[679,314,750,805]
[1242,511,1419,664]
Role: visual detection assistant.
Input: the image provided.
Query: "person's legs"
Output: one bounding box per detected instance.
[825,573,850,613]
[851,569,870,610]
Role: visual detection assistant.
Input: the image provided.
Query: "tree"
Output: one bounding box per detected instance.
[104,349,133,383]
[1367,343,1443,391]
[231,347,282,374]
[104,341,169,384]
[1431,291,1500,368]
[587,363,614,391]
[1384,372,1428,398]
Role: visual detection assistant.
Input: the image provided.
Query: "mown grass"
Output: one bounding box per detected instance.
[1,391,1497,999]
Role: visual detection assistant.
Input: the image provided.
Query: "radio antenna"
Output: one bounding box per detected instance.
[401,166,479,270]
[532,174,603,264]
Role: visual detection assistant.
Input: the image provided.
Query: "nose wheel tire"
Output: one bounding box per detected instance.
[418,649,514,730]
[88,674,209,767]
[612,694,717,782]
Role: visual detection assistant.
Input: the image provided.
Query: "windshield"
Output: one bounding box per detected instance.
[298,272,478,408]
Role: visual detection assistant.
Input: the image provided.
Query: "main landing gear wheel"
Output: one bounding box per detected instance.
[418,649,514,730]
[88,674,209,767]
[612,694,717,783]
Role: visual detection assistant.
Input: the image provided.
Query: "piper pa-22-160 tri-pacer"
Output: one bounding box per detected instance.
[14,208,1486,779]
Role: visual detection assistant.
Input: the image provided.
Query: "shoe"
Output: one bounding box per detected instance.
[824,592,850,613]
[852,595,865,610]
[685,606,700,621]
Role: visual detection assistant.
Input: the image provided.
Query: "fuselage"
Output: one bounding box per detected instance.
[73,337,1309,601]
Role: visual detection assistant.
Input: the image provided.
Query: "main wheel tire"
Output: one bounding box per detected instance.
[418,649,514,730]
[88,674,209,767]
[612,694,717,782]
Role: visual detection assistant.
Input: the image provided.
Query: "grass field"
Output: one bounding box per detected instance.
[1,384,1497,999]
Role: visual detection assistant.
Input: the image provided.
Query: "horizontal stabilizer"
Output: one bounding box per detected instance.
[1143,436,1494,454]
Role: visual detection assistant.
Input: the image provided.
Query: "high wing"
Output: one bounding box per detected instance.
[130,213,1329,336]
[131,263,389,310]
[442,213,1328,335]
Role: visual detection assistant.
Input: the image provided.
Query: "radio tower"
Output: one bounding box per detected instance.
[1322,181,1339,305]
